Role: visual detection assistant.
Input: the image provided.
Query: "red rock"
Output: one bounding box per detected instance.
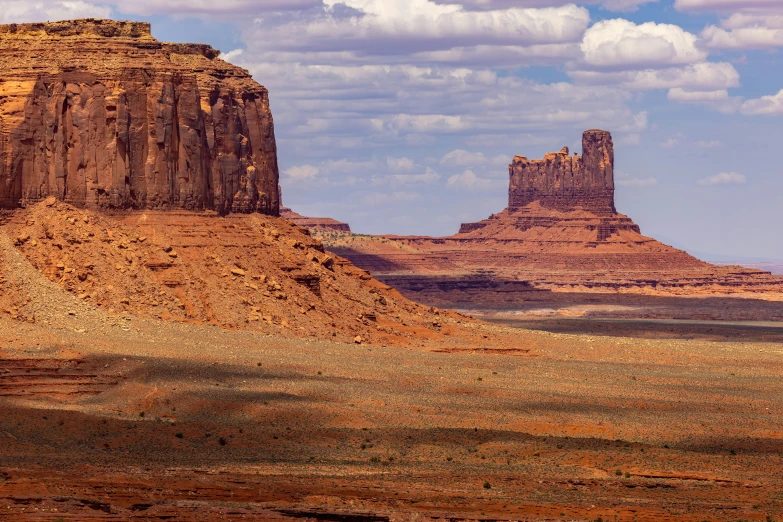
[0,19,279,215]
[316,130,783,301]
[509,129,615,214]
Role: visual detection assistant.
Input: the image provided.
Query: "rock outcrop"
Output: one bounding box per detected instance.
[508,129,615,214]
[313,130,783,303]
[0,19,279,215]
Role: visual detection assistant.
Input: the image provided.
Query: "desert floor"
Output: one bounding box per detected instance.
[1,300,782,521]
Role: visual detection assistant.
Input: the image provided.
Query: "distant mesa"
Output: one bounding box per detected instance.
[278,186,351,232]
[312,130,783,303]
[0,19,280,215]
[280,207,352,233]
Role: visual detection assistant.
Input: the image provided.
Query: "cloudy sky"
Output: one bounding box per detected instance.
[4,0,783,260]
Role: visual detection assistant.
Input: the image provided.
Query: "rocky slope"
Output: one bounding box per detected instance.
[0,198,483,347]
[316,130,783,304]
[0,19,279,215]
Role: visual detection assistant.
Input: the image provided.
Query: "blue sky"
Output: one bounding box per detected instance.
[2,0,782,260]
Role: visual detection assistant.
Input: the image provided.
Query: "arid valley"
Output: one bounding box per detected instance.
[1,13,783,522]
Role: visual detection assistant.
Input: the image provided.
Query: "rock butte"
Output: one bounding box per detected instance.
[0,19,279,215]
[0,19,471,348]
[316,130,783,303]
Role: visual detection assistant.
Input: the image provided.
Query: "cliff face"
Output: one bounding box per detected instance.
[0,19,279,215]
[509,129,615,214]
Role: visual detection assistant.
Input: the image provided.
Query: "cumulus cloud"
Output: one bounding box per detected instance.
[284,164,320,180]
[674,0,782,12]
[696,139,723,148]
[698,172,747,186]
[386,157,417,172]
[570,62,740,92]
[580,19,706,70]
[245,0,590,57]
[434,0,659,12]
[701,14,783,49]
[667,88,742,113]
[0,0,111,22]
[740,90,783,115]
[446,169,503,190]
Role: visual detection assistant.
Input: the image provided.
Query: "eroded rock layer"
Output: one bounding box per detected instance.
[313,130,783,302]
[509,129,615,215]
[0,19,279,215]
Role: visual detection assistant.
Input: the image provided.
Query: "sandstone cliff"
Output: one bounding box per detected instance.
[509,129,615,214]
[0,19,279,215]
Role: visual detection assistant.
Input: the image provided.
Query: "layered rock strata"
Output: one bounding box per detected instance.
[314,130,783,302]
[509,129,615,214]
[0,19,279,215]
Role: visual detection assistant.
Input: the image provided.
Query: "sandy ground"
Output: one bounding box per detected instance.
[1,303,782,521]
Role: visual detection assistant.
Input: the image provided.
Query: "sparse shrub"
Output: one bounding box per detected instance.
[483,482,491,489]
[388,456,395,462]
[175,433,184,439]
[446,457,453,462]
[370,456,381,463]
[139,412,145,418]
[615,469,622,476]
[625,472,630,478]
[218,437,227,446]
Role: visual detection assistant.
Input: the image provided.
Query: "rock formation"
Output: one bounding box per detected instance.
[313,130,783,303]
[278,185,352,232]
[509,129,615,214]
[0,19,279,215]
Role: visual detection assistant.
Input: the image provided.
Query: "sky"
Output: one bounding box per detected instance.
[2,0,783,261]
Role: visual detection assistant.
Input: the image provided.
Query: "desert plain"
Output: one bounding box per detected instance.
[1,282,782,520]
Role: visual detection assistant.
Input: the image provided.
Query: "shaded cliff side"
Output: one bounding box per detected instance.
[0,19,279,215]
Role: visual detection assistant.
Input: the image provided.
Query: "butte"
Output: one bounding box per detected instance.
[316,130,783,306]
[0,19,475,348]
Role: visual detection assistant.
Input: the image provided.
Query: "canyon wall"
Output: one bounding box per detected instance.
[0,19,279,215]
[509,129,615,214]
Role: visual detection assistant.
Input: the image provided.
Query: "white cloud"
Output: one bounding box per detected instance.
[570,62,740,91]
[386,157,417,172]
[667,88,742,113]
[248,1,590,57]
[675,0,783,12]
[696,139,723,148]
[660,138,679,148]
[284,164,320,180]
[441,149,488,166]
[740,89,783,115]
[221,49,244,62]
[701,17,783,50]
[446,169,503,190]
[580,19,706,69]
[0,1,111,22]
[434,0,659,13]
[388,168,442,185]
[698,172,747,186]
